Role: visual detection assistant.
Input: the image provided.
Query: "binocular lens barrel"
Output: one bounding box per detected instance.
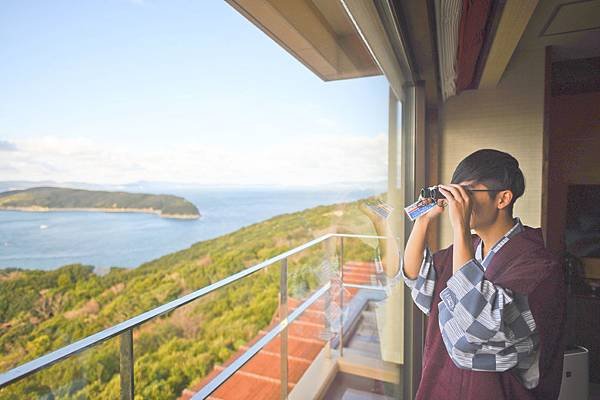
[421,186,446,200]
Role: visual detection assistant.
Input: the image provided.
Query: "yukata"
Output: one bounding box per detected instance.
[402,218,566,399]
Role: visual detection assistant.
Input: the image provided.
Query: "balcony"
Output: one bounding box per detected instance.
[0,233,404,399]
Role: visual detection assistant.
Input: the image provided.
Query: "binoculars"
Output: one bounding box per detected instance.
[420,185,446,200]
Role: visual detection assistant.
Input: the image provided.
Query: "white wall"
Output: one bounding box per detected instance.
[438,47,546,248]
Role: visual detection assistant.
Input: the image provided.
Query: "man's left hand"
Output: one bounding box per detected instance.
[438,184,475,273]
[437,184,472,234]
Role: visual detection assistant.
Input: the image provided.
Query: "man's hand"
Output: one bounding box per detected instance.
[437,184,475,273]
[437,184,472,235]
[419,197,447,222]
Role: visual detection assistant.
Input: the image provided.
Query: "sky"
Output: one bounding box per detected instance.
[0,0,390,187]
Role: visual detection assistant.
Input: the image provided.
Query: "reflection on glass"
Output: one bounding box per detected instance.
[0,338,121,399]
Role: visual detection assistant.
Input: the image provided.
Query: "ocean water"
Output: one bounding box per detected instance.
[0,188,377,270]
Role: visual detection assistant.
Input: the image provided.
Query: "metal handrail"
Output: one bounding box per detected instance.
[195,233,391,399]
[0,232,391,398]
[192,282,332,399]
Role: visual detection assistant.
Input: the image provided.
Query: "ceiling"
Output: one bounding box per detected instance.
[518,0,600,60]
[225,0,381,81]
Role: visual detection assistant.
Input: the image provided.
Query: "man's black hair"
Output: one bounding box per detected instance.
[451,149,525,214]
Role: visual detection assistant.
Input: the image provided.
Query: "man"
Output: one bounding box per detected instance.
[366,149,566,399]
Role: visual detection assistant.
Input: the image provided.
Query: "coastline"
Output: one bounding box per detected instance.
[0,206,200,220]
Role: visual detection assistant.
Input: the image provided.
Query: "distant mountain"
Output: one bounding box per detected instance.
[0,187,200,219]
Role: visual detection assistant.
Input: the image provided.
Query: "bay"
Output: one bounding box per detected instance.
[0,187,377,270]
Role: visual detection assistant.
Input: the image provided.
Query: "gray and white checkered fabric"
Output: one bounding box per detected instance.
[403,217,540,388]
[401,246,435,316]
[439,259,538,378]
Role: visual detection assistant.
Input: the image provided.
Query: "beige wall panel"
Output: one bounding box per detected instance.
[438,48,545,248]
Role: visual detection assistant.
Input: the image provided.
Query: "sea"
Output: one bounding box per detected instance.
[0,187,379,271]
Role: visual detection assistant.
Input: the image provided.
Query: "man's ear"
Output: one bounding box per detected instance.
[497,190,514,210]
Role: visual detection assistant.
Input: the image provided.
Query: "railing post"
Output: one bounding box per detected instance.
[339,236,344,357]
[324,275,332,358]
[120,329,134,400]
[280,258,288,400]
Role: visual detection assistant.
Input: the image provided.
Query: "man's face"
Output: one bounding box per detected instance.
[458,180,501,231]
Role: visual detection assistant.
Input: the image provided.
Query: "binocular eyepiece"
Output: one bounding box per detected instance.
[420,186,446,200]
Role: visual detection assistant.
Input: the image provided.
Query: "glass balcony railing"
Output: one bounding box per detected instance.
[0,233,401,399]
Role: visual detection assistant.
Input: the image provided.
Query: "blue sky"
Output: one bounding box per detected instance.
[0,0,389,186]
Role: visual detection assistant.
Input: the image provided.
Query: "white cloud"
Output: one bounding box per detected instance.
[0,140,17,151]
[0,134,387,186]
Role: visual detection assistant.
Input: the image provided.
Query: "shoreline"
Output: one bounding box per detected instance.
[0,206,200,220]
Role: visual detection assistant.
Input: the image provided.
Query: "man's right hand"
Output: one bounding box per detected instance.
[419,198,447,222]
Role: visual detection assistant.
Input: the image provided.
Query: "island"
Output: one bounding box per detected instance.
[0,187,201,219]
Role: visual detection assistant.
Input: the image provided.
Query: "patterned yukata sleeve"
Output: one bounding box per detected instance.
[401,247,436,316]
[438,258,538,379]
